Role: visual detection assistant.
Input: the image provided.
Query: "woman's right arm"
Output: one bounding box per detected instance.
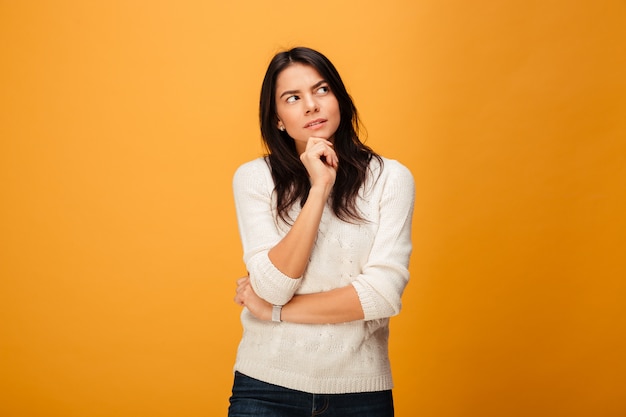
[268,137,337,277]
[266,185,329,277]
[233,137,337,304]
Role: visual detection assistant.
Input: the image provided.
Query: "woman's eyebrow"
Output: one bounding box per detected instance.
[279,89,299,99]
[279,80,327,99]
[311,80,327,88]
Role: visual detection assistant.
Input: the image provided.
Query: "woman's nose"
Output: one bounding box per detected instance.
[304,96,319,114]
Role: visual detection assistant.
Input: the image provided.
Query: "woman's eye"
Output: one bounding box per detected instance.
[317,86,329,94]
[286,95,298,103]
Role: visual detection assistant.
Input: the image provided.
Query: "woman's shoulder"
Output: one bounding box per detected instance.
[234,157,270,178]
[233,157,272,189]
[370,156,414,184]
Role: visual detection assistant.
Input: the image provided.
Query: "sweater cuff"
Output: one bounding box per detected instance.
[248,252,302,305]
[351,281,378,321]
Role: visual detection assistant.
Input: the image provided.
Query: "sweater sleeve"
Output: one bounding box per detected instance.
[351,160,415,320]
[232,159,302,305]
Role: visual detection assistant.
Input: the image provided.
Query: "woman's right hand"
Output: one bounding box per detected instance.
[299,137,338,191]
[234,275,272,321]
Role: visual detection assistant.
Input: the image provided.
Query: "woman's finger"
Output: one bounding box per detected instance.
[305,138,338,166]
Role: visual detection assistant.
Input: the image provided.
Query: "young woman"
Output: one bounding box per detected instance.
[229,47,415,417]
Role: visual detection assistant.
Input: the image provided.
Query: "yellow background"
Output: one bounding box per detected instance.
[1,1,625,416]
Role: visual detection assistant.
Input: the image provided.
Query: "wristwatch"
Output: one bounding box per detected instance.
[272,305,282,322]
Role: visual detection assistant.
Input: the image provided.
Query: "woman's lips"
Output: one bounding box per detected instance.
[304,119,327,129]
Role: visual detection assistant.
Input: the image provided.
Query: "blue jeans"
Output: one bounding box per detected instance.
[228,372,394,417]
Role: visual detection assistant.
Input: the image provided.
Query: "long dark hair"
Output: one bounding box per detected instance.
[259,47,381,223]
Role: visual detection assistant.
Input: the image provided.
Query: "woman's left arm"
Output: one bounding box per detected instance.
[235,277,364,323]
[350,161,415,320]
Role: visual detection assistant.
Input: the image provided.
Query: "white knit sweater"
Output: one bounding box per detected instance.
[232,156,415,394]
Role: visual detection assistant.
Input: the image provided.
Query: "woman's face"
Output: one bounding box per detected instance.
[274,63,341,154]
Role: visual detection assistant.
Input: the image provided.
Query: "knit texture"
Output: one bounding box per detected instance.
[232,156,415,394]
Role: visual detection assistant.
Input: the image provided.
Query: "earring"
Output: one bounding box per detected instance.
[279,125,285,131]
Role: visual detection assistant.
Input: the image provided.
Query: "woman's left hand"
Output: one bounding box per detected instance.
[234,276,272,321]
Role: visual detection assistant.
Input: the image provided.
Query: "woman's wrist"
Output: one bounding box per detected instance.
[308,183,332,200]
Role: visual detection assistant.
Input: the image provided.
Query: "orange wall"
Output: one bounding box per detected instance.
[1,1,625,416]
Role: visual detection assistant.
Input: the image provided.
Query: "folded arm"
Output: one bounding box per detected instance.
[235,276,364,324]
[235,160,415,324]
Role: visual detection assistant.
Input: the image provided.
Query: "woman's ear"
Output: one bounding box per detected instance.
[277,120,285,131]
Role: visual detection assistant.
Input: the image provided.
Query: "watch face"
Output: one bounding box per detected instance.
[272,305,282,322]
